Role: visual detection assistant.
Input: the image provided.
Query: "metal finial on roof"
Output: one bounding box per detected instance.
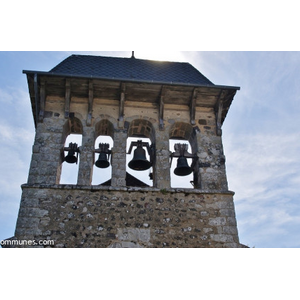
[131,51,135,58]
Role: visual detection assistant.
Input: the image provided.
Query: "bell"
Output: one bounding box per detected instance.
[95,152,110,168]
[64,149,78,164]
[128,145,151,171]
[174,156,192,176]
[64,142,79,164]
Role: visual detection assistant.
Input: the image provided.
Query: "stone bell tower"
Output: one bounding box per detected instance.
[13,53,242,247]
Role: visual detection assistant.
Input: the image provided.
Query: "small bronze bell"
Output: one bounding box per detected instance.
[95,152,110,168]
[171,143,195,176]
[174,157,193,176]
[64,143,79,164]
[94,143,111,169]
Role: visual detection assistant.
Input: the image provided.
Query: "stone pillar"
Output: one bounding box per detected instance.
[77,126,95,185]
[196,132,228,191]
[27,118,65,185]
[111,129,127,187]
[214,136,229,191]
[154,130,170,189]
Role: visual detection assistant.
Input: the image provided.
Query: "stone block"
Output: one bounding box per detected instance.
[222,226,238,235]
[208,217,226,226]
[117,228,150,243]
[210,234,234,243]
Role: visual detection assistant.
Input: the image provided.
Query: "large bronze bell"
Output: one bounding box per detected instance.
[174,156,193,176]
[128,144,151,171]
[95,152,110,168]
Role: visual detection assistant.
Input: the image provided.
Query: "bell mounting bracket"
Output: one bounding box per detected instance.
[94,143,112,159]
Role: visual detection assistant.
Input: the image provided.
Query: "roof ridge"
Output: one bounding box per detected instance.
[69,53,192,64]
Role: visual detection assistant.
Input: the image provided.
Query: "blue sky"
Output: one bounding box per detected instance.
[0,51,300,248]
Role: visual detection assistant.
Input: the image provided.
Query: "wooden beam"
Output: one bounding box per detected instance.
[216,100,223,136]
[87,80,93,126]
[38,79,46,122]
[215,89,224,136]
[190,88,197,125]
[33,73,39,126]
[119,83,126,122]
[65,79,71,119]
[159,86,166,130]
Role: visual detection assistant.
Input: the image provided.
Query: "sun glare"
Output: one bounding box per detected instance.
[135,51,187,62]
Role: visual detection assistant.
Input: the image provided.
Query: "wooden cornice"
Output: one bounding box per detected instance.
[24,72,240,129]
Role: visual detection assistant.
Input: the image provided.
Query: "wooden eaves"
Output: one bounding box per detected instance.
[23,70,240,134]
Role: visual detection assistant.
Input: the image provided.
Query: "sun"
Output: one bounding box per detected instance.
[134,51,187,62]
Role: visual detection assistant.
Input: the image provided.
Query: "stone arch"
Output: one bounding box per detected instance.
[127,118,155,143]
[62,116,83,144]
[94,119,115,140]
[169,122,197,153]
[94,115,116,140]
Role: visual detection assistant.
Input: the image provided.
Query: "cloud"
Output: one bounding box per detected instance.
[0,86,35,240]
[224,130,300,247]
[206,52,300,246]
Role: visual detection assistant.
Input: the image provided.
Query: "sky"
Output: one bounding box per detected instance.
[0,50,300,248]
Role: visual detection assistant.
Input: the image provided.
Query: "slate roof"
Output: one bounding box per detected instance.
[49,54,214,86]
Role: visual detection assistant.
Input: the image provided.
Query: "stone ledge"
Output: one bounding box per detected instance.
[21,183,235,195]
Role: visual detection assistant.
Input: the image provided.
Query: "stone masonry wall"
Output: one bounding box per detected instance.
[15,185,240,248]
[12,93,241,248]
[30,96,229,190]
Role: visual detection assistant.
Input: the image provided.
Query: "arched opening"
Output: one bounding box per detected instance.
[169,139,193,188]
[169,122,198,188]
[59,117,83,184]
[93,119,115,186]
[60,133,82,184]
[126,137,153,187]
[126,119,155,187]
[92,135,114,185]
